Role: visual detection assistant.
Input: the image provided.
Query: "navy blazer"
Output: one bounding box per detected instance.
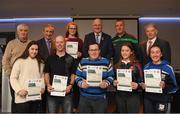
[37,38,53,62]
[140,37,171,66]
[82,32,114,60]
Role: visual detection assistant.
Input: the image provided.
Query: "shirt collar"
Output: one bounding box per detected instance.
[148,37,157,44]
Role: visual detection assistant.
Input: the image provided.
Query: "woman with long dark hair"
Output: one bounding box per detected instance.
[113,43,143,113]
[10,41,45,113]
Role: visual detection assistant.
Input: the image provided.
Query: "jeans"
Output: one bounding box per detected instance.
[79,95,107,113]
[47,93,72,113]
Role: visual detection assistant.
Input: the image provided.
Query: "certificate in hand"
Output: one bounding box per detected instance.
[116,69,132,92]
[87,66,103,87]
[26,79,41,101]
[66,41,78,59]
[144,69,162,93]
[51,75,68,97]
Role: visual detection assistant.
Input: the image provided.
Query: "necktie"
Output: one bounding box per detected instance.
[147,40,152,55]
[47,40,51,54]
[96,34,99,44]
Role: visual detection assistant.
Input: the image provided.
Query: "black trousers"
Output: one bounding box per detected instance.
[15,100,41,113]
[39,88,47,113]
[144,96,170,113]
[115,92,140,113]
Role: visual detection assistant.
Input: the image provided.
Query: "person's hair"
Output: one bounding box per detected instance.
[65,22,79,38]
[114,43,138,69]
[93,18,103,25]
[144,23,158,30]
[88,42,100,51]
[43,24,55,31]
[116,19,125,24]
[149,44,164,60]
[16,41,43,72]
[17,23,29,31]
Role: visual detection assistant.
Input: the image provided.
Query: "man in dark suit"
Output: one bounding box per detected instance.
[37,24,55,62]
[82,18,114,60]
[37,24,55,112]
[140,23,171,66]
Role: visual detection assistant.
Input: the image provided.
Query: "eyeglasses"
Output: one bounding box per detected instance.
[69,28,77,30]
[89,49,99,52]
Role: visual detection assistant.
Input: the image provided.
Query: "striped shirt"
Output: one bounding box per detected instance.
[76,57,114,98]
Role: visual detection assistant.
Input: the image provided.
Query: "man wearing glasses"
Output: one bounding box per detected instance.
[76,43,114,113]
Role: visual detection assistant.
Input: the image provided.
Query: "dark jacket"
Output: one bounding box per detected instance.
[82,32,114,60]
[140,37,171,66]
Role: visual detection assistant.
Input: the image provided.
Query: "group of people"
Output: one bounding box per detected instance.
[2,18,178,113]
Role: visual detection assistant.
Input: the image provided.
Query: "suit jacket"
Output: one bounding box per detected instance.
[37,38,53,62]
[82,32,114,60]
[140,37,171,66]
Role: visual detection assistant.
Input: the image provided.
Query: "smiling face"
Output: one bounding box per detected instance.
[121,45,132,60]
[68,24,77,36]
[92,19,102,34]
[28,44,38,59]
[145,24,158,40]
[150,46,162,64]
[55,35,65,52]
[17,24,29,42]
[43,26,54,40]
[88,44,100,60]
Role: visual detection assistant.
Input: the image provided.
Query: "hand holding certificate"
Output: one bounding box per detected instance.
[86,66,103,87]
[116,69,132,92]
[26,79,41,101]
[66,41,78,59]
[144,69,162,93]
[51,75,68,97]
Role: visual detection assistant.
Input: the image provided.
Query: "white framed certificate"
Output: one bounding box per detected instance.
[26,79,41,101]
[51,75,68,97]
[86,65,103,87]
[144,69,162,93]
[66,41,78,59]
[116,69,132,92]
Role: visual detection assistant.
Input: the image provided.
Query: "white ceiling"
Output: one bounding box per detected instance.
[0,0,180,18]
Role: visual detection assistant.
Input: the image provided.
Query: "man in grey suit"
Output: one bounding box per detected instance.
[82,18,114,60]
[140,23,171,66]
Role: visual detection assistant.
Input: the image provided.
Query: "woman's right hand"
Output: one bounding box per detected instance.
[17,89,28,97]
[113,80,119,86]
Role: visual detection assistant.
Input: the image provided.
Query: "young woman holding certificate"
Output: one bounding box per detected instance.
[142,45,178,113]
[113,43,143,113]
[10,41,45,113]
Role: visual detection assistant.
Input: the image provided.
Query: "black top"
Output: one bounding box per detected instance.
[44,53,76,85]
[115,62,143,93]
